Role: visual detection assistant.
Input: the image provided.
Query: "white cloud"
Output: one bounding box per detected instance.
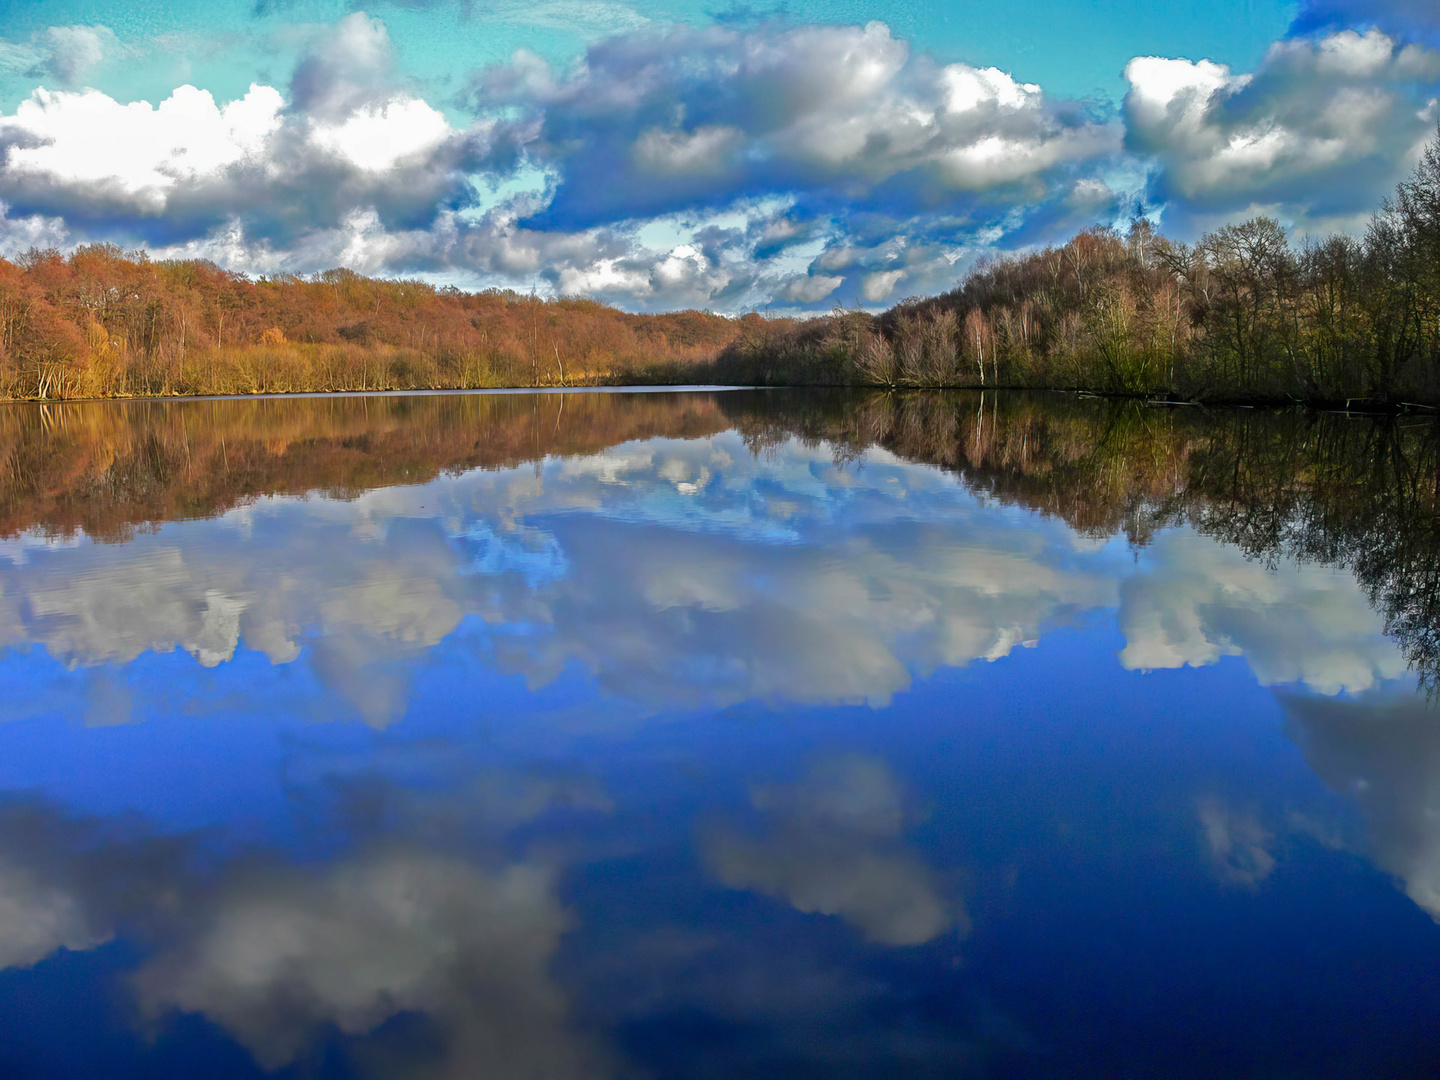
[0,13,507,264]
[309,97,453,173]
[1,84,284,213]
[633,124,745,177]
[0,15,1433,308]
[1125,29,1440,221]
[290,12,396,119]
[860,268,905,302]
[781,273,843,303]
[478,21,1119,218]
[0,198,67,254]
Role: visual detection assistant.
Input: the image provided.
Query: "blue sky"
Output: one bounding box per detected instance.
[0,0,1436,311]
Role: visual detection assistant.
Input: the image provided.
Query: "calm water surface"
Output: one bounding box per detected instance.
[1,388,1438,1078]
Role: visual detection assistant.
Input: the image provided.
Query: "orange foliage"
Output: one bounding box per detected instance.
[0,246,745,399]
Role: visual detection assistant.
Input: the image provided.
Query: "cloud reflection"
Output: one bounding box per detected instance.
[1284,693,1440,920]
[0,434,1118,723]
[1119,530,1406,694]
[0,431,1409,725]
[703,755,964,946]
[1197,796,1276,888]
[0,770,617,1077]
[134,850,606,1077]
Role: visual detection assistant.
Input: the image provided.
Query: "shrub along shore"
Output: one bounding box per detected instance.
[4,129,1439,406]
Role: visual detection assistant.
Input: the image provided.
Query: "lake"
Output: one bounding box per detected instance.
[0,387,1437,1078]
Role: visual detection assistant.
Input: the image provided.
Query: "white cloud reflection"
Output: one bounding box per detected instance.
[0,432,1409,725]
[0,772,618,1076]
[1284,693,1440,921]
[703,754,964,946]
[1119,529,1406,694]
[134,849,606,1077]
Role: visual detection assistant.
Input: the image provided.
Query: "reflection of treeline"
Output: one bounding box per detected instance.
[724,389,1440,688]
[0,392,728,541]
[5,387,1436,685]
[713,131,1440,406]
[0,250,744,400]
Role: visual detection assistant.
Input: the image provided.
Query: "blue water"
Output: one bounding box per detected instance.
[0,390,1434,1078]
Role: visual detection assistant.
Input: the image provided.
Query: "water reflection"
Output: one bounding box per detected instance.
[703,754,964,946]
[1284,692,1440,918]
[0,389,1438,1076]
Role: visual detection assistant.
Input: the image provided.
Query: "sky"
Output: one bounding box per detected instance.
[0,0,1436,312]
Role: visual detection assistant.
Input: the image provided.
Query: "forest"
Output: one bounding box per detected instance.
[1,128,1438,403]
[715,127,1440,406]
[0,251,748,400]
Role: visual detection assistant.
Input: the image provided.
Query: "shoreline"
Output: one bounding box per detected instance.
[4,382,1436,416]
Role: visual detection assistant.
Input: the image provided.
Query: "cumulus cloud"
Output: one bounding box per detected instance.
[1125,29,1440,226]
[0,198,67,255]
[0,13,508,254]
[289,12,397,118]
[1117,528,1407,694]
[0,81,494,247]
[447,19,1123,307]
[473,21,1119,232]
[780,272,843,303]
[0,83,285,214]
[861,267,906,302]
[0,11,1436,309]
[703,755,964,945]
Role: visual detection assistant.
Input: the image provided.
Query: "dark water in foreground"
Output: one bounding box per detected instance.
[1,388,1439,1078]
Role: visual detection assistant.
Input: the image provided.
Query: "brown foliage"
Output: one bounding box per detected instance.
[0,391,730,540]
[0,249,744,400]
[712,128,1440,404]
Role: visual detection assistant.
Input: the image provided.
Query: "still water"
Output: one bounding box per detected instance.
[0,388,1438,1077]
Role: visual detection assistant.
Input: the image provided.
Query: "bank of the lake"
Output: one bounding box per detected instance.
[6,130,1440,407]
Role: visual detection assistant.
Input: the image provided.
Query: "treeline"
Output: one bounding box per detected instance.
[7,129,1438,403]
[715,129,1440,405]
[0,250,747,400]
